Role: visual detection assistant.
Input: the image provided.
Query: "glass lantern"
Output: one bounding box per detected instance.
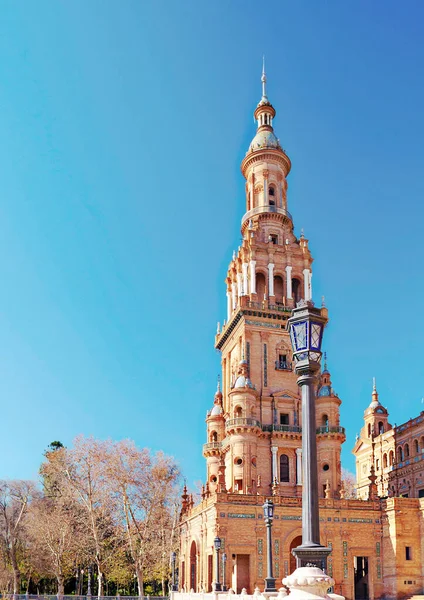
[288,303,327,363]
[214,536,222,551]
[263,498,274,522]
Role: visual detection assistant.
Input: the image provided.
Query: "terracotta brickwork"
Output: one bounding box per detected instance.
[179,72,424,600]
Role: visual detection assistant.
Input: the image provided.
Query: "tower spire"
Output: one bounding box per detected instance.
[261,56,268,102]
[372,377,378,402]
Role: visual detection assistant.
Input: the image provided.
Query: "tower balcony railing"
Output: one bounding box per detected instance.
[242,205,293,226]
[316,425,346,435]
[262,424,302,433]
[244,299,292,314]
[202,441,222,454]
[275,360,293,371]
[225,417,262,430]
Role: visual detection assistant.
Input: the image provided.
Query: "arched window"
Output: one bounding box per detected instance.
[378,421,384,434]
[368,423,371,438]
[234,406,242,418]
[292,278,301,303]
[398,446,404,462]
[383,453,388,468]
[405,443,410,458]
[274,275,284,304]
[415,439,420,454]
[256,272,266,301]
[322,414,329,428]
[280,454,290,482]
[210,431,218,442]
[269,186,275,206]
[389,450,394,466]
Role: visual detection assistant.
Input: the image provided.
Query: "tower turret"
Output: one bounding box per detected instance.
[204,379,225,492]
[362,378,390,438]
[316,354,345,497]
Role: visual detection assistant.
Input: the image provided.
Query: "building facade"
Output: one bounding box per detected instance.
[353,382,424,501]
[178,69,424,600]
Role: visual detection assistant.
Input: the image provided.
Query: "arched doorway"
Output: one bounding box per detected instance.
[289,535,302,574]
[190,540,197,591]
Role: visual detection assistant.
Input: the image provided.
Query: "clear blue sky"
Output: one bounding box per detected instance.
[1,1,424,485]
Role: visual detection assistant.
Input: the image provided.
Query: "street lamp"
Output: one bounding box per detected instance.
[171,551,178,592]
[221,553,227,591]
[263,499,276,592]
[288,301,331,570]
[213,536,222,591]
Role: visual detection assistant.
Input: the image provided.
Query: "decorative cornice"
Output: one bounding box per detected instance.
[241,149,291,178]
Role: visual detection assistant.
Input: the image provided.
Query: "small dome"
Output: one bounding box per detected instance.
[210,405,223,416]
[318,385,331,397]
[234,375,254,389]
[248,129,281,153]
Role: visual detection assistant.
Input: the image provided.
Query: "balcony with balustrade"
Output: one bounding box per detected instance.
[225,417,262,434]
[202,441,222,457]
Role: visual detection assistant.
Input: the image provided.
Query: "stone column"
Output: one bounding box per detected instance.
[296,448,302,485]
[226,290,232,321]
[232,280,237,310]
[242,263,249,296]
[285,265,293,299]
[268,263,275,297]
[271,446,278,482]
[237,272,242,297]
[303,269,311,301]
[250,260,257,294]
[263,171,269,206]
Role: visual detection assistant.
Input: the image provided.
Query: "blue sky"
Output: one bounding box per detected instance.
[1,1,424,485]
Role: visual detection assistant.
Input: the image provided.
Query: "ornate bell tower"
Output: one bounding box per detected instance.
[204,63,345,498]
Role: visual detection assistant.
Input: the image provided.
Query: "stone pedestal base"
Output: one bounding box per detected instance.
[292,544,331,571]
[283,566,342,600]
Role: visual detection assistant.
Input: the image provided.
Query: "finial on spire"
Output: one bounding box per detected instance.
[261,55,268,101]
[373,377,377,393]
[324,351,328,371]
[217,374,221,393]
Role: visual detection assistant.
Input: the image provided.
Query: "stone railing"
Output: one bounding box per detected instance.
[171,589,287,600]
[226,418,262,430]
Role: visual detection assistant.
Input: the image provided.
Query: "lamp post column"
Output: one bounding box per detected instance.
[263,499,276,592]
[265,519,276,591]
[214,537,222,592]
[298,365,321,547]
[287,302,332,571]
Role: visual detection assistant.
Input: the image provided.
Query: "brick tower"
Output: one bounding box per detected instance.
[207,63,345,500]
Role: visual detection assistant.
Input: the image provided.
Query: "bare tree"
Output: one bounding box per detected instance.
[40,436,116,597]
[0,480,37,594]
[341,468,357,499]
[26,495,87,595]
[104,441,180,596]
